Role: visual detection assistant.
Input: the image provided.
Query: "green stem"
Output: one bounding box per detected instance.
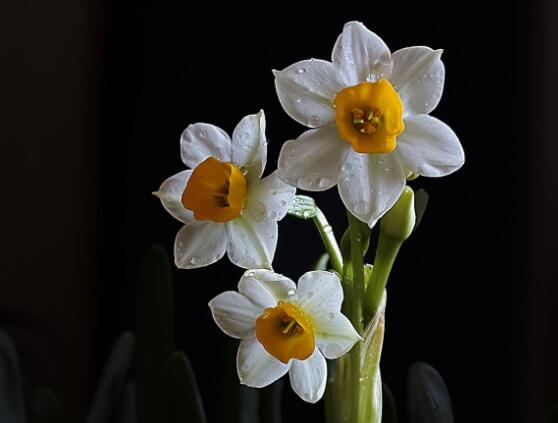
[364,233,402,321]
[347,212,365,334]
[313,208,344,275]
[347,211,366,422]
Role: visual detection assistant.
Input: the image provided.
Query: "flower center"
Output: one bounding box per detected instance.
[256,301,315,364]
[182,157,248,222]
[334,79,405,154]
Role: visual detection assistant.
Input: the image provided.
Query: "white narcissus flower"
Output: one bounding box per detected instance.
[209,269,361,403]
[275,21,465,227]
[154,111,296,269]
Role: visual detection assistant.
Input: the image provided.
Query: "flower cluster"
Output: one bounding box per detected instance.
[155,21,464,404]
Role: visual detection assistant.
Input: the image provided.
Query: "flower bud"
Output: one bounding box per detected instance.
[380,186,416,242]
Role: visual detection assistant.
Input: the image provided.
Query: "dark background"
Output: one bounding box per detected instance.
[2,0,557,422]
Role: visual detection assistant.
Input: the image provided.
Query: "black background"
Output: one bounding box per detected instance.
[2,0,557,422]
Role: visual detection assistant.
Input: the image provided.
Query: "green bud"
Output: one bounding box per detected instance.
[380,186,416,241]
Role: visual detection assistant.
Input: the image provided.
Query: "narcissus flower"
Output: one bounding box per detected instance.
[154,111,296,269]
[275,21,464,227]
[209,269,361,403]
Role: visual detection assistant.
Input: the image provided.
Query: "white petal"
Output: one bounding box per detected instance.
[314,310,361,359]
[397,114,464,177]
[246,171,296,221]
[297,271,343,314]
[226,203,277,269]
[237,337,289,388]
[153,170,193,224]
[331,21,392,86]
[277,126,350,191]
[208,291,261,339]
[289,349,327,403]
[174,220,227,269]
[390,47,445,116]
[338,150,406,227]
[274,59,342,128]
[231,110,267,183]
[180,123,232,169]
[238,269,297,309]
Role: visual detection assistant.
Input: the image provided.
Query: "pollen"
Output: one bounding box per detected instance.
[334,79,405,154]
[182,157,248,222]
[256,301,315,363]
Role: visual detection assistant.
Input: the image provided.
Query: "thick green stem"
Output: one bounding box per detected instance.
[364,233,401,320]
[313,208,344,275]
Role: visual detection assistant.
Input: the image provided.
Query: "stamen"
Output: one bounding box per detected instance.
[350,106,382,135]
[281,319,297,334]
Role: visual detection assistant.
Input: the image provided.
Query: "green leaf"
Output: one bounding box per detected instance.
[161,351,206,423]
[87,332,135,423]
[29,386,64,423]
[412,189,429,232]
[406,362,454,423]
[0,327,27,423]
[135,244,175,423]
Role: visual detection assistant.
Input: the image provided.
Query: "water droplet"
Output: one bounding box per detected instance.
[328,312,335,320]
[306,291,314,299]
[287,289,296,296]
[241,167,248,176]
[268,210,278,219]
[309,115,320,126]
[271,190,278,195]
[377,159,384,165]
[197,130,205,139]
[246,271,255,277]
[302,210,312,218]
[355,234,362,242]
[384,167,390,172]
[189,256,199,265]
[296,68,307,74]
[280,200,287,206]
[425,101,430,107]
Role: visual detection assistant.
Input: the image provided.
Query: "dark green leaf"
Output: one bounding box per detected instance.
[0,327,27,422]
[548,403,558,423]
[406,362,454,423]
[382,382,397,423]
[112,382,136,423]
[413,189,429,233]
[30,386,64,423]
[135,244,175,423]
[216,338,259,423]
[162,351,206,423]
[88,332,135,423]
[259,380,283,423]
